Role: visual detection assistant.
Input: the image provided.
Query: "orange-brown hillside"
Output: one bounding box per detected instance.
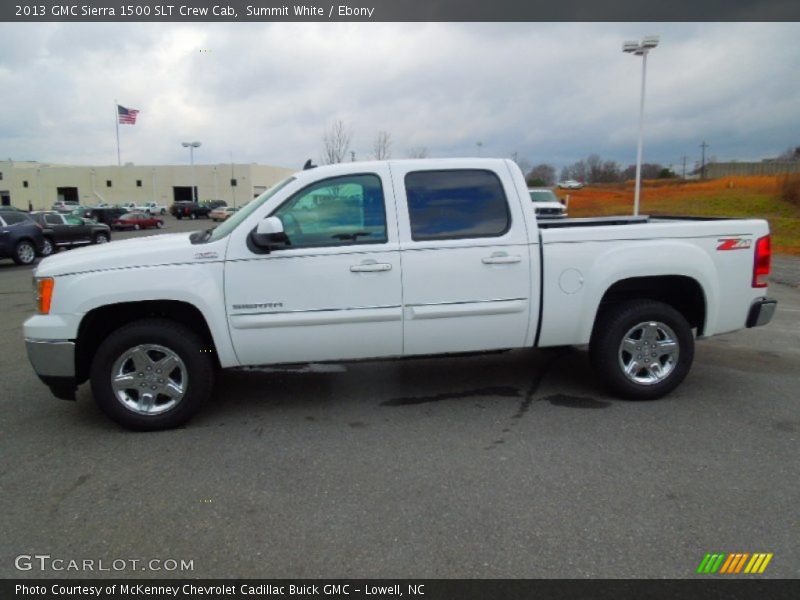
[557,176,800,255]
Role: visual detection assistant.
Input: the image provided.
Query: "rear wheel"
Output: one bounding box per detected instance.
[13,240,36,265]
[156,221,164,229]
[90,319,214,430]
[40,237,54,257]
[133,224,140,231]
[190,213,197,220]
[590,300,694,400]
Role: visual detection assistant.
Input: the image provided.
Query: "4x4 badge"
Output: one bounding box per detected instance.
[194,251,218,260]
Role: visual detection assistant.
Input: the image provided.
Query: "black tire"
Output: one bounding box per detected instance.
[190,213,197,220]
[176,214,183,220]
[90,319,214,430]
[589,300,694,400]
[93,232,110,244]
[40,237,54,257]
[13,239,37,265]
[133,224,140,231]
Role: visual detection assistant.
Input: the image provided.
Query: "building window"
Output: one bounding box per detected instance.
[23,181,29,188]
[136,179,142,187]
[106,180,112,187]
[0,172,3,180]
[230,178,237,187]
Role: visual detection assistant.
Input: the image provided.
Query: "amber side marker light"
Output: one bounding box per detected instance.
[36,278,54,314]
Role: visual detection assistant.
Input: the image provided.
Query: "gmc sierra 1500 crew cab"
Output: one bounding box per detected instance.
[24,159,777,430]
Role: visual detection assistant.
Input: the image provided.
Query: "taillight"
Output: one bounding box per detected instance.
[752,234,771,288]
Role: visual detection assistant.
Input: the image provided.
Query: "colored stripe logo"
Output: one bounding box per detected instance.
[697,553,773,574]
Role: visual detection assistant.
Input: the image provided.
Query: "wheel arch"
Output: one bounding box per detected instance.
[593,275,708,337]
[75,300,218,384]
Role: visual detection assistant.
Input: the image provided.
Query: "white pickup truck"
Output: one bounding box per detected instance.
[121,201,167,215]
[24,159,776,430]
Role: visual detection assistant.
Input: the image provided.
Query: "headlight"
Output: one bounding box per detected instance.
[34,277,55,314]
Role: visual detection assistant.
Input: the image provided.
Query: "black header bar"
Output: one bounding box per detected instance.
[3,0,799,22]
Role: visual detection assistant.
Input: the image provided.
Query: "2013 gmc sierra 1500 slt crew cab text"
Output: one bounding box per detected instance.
[24,159,777,430]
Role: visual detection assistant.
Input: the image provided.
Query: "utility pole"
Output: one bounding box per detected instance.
[700,141,709,179]
[681,155,687,179]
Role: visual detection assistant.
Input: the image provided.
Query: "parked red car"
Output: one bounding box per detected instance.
[111,212,164,231]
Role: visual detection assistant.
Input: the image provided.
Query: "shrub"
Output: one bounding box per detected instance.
[780,173,800,207]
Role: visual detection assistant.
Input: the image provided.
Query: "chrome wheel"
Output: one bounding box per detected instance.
[95,233,109,244]
[41,238,54,256]
[110,344,187,415]
[16,241,36,264]
[618,321,679,385]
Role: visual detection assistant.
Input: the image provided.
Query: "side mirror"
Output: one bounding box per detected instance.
[251,216,290,251]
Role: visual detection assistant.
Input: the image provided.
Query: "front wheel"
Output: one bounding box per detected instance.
[589,300,694,400]
[90,319,214,430]
[94,232,109,244]
[190,213,197,220]
[156,221,164,229]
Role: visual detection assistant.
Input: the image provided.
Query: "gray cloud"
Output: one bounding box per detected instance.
[0,22,798,171]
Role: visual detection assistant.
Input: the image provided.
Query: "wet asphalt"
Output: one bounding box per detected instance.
[1,218,798,578]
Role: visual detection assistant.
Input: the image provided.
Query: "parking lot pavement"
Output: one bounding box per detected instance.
[1,229,798,579]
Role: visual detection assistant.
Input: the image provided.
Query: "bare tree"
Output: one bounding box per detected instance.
[372,131,392,160]
[526,163,556,186]
[406,146,429,158]
[777,146,800,161]
[322,120,352,164]
[513,155,532,175]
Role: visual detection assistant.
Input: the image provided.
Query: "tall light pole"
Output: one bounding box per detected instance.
[181,141,201,203]
[623,35,659,216]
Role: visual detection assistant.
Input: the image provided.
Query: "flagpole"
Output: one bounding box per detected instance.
[114,100,120,166]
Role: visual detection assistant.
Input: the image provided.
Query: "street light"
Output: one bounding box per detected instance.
[623,35,659,216]
[181,141,201,203]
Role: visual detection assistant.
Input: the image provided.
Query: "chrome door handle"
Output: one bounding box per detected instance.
[350,262,392,272]
[482,254,521,265]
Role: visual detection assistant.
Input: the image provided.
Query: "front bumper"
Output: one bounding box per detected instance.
[746,298,777,328]
[25,338,77,400]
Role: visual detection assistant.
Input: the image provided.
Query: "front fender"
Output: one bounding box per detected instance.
[48,262,238,367]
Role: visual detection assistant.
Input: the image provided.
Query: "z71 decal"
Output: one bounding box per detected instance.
[717,238,752,251]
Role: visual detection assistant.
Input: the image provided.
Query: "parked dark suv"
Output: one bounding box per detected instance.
[170,201,211,220]
[0,209,45,265]
[30,211,112,256]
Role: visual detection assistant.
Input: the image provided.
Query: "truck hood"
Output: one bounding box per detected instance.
[34,232,220,277]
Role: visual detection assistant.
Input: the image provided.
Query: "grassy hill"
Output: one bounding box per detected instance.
[559,176,800,255]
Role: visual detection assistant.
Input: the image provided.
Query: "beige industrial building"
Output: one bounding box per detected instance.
[0,160,295,210]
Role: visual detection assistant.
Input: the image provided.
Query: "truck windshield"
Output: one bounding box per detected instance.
[203,177,295,243]
[529,190,559,203]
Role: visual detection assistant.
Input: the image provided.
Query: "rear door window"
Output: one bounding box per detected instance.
[404,170,510,241]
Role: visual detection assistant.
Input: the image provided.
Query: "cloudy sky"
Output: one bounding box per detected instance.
[0,22,798,172]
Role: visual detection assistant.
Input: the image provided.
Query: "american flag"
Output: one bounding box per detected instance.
[117,105,139,125]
